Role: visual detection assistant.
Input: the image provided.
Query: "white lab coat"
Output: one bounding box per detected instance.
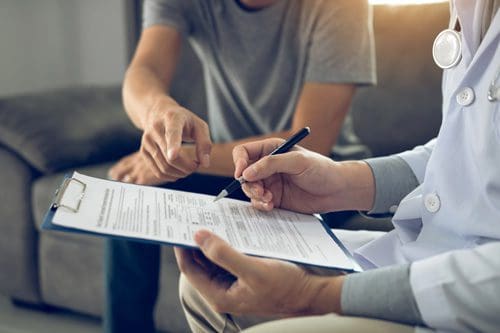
[355,1,500,331]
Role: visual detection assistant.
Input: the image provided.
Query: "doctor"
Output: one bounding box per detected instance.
[175,1,500,332]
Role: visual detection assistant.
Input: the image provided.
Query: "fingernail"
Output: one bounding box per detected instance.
[194,230,211,250]
[202,154,210,168]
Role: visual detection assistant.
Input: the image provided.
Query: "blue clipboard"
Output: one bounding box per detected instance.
[42,174,363,273]
[41,175,201,251]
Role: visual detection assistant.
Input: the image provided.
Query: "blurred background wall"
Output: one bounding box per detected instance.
[0,0,134,98]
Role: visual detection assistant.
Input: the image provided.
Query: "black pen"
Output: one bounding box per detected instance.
[213,127,311,202]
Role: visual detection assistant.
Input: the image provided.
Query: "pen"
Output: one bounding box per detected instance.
[213,127,311,202]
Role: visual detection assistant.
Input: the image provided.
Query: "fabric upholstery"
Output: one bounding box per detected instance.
[352,3,447,156]
[0,147,40,303]
[0,87,141,173]
[39,232,104,317]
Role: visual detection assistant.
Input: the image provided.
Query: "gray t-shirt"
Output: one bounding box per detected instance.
[144,0,376,159]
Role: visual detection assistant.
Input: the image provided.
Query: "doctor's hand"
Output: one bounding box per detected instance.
[233,138,375,213]
[174,230,344,317]
[139,97,211,180]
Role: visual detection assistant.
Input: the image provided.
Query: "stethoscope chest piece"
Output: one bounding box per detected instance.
[433,29,462,69]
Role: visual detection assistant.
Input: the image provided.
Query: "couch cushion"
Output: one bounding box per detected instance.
[0,86,141,173]
[39,232,105,317]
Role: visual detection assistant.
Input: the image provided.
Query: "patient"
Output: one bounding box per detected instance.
[175,1,500,332]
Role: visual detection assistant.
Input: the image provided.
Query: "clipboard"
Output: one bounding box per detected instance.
[42,175,87,233]
[42,174,363,273]
[42,175,204,249]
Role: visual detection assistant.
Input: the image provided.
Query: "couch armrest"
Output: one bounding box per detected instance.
[0,147,41,303]
[0,86,141,173]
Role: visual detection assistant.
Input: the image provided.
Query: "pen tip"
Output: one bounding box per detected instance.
[213,190,228,203]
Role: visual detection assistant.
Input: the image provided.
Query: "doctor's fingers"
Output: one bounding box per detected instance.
[194,230,265,281]
[174,248,220,293]
[177,251,242,314]
[241,152,309,182]
[242,182,273,202]
[176,245,246,313]
[249,198,274,211]
[232,138,287,178]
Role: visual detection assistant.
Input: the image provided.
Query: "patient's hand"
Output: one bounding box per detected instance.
[108,148,198,185]
[108,152,164,185]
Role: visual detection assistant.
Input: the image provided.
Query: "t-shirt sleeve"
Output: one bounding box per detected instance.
[305,0,376,85]
[142,0,190,35]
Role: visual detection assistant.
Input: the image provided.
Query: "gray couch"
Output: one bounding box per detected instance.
[0,3,447,333]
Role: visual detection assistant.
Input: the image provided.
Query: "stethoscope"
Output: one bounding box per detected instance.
[432,15,499,102]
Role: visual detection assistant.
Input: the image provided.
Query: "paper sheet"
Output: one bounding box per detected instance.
[52,172,357,270]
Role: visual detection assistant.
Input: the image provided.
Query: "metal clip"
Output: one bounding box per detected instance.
[52,178,86,213]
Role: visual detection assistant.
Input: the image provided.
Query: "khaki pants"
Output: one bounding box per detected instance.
[179,274,416,333]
